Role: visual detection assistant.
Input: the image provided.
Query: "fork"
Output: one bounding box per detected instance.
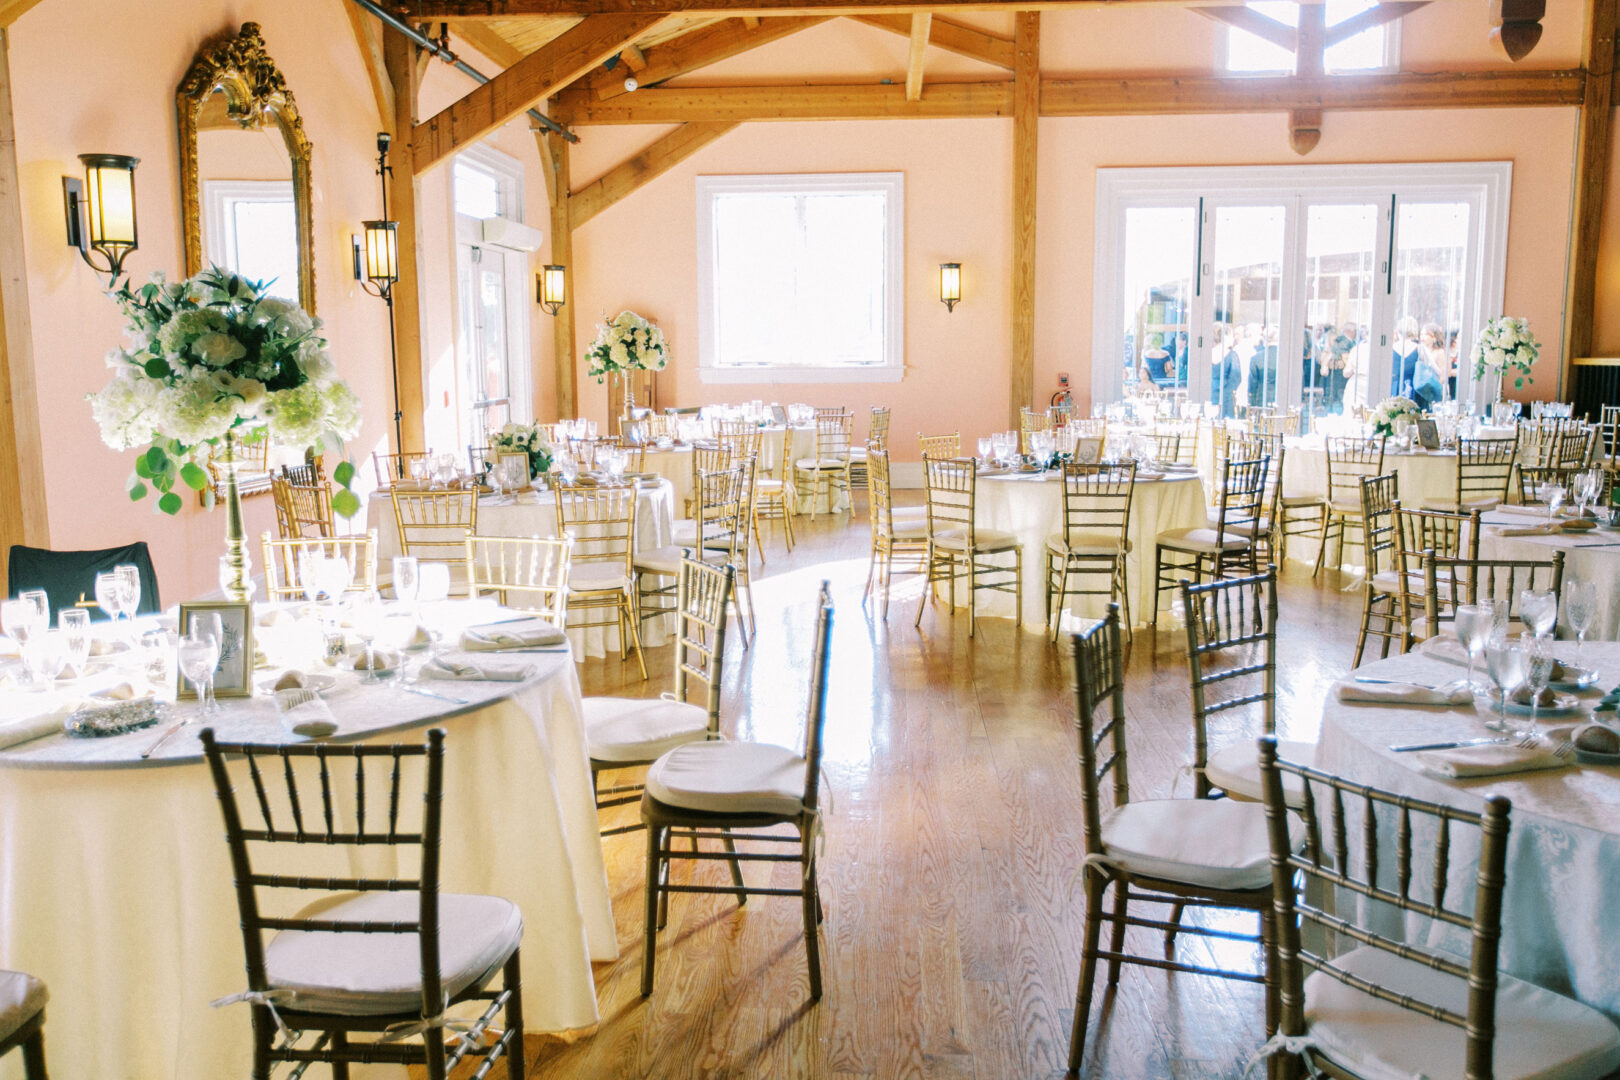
[1517,733,1575,759]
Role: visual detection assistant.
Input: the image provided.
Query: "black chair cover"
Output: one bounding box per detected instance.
[7,542,162,621]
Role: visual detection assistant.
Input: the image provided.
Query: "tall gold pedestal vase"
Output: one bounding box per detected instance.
[219,429,252,602]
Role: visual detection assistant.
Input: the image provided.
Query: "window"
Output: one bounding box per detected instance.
[1222,0,1399,75]
[202,180,298,300]
[697,173,904,384]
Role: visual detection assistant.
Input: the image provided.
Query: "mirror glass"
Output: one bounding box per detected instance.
[196,90,299,301]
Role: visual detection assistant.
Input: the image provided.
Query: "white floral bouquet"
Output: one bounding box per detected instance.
[88,266,362,516]
[1370,395,1424,437]
[488,421,553,480]
[584,310,668,380]
[1471,316,1539,392]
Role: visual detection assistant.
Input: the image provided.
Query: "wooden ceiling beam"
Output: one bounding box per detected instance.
[344,0,396,130]
[555,79,1015,122]
[412,11,665,172]
[0,0,47,28]
[1325,2,1428,47]
[451,20,529,68]
[571,120,738,226]
[1561,0,1615,376]
[405,0,1462,16]
[905,13,931,101]
[1195,6,1296,51]
[850,13,1013,68]
[583,15,828,100]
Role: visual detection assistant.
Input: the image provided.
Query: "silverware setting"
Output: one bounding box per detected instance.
[402,685,469,705]
[1355,676,1442,690]
[1389,737,1510,753]
[140,717,190,759]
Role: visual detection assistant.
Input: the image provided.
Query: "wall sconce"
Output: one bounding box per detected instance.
[63,153,140,282]
[939,262,961,313]
[537,264,566,316]
[353,221,400,298]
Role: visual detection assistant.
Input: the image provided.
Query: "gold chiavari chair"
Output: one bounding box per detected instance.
[639,583,834,1001]
[1424,434,1517,513]
[279,460,324,488]
[848,405,890,490]
[914,457,1022,637]
[917,431,961,460]
[1151,454,1267,628]
[555,484,647,679]
[1045,461,1135,642]
[391,489,478,593]
[260,531,378,602]
[465,535,572,626]
[794,413,854,519]
[1247,407,1299,437]
[644,414,676,442]
[270,474,335,540]
[749,435,796,554]
[717,425,764,565]
[1171,420,1199,466]
[1599,404,1620,467]
[813,405,848,421]
[585,555,734,837]
[709,452,760,642]
[1066,604,1281,1074]
[1311,435,1387,578]
[1069,417,1106,439]
[1149,430,1181,464]
[641,466,752,648]
[1390,501,1480,651]
[1256,738,1620,1080]
[1020,407,1054,454]
[1514,464,1578,505]
[372,450,430,488]
[1351,473,1401,667]
[1422,549,1566,643]
[570,436,622,471]
[1232,431,1293,566]
[863,446,928,619]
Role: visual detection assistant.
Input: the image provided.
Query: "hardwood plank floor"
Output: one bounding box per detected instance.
[453,495,1365,1079]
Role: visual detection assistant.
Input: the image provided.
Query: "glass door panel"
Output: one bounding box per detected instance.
[1303,204,1379,422]
[1208,205,1286,415]
[1387,201,1470,407]
[1121,206,1196,397]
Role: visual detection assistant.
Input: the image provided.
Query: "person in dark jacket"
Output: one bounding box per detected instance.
[1248,325,1278,409]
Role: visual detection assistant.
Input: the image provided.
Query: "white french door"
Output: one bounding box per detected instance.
[1095,163,1510,416]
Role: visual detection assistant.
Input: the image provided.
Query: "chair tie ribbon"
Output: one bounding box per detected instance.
[211,988,300,1045]
[1243,1031,1323,1079]
[1065,852,1117,902]
[379,1012,476,1048]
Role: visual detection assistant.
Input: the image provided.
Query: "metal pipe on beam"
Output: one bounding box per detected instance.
[345,0,579,142]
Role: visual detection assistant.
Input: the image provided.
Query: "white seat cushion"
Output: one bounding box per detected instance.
[932,526,1020,553]
[585,696,711,763]
[671,519,735,549]
[1157,526,1251,554]
[0,970,46,1042]
[887,518,928,540]
[1281,494,1324,508]
[796,458,847,470]
[568,562,630,592]
[756,478,785,494]
[1205,739,1316,808]
[1328,498,1364,514]
[891,504,927,519]
[1046,532,1128,558]
[264,891,522,1017]
[632,545,686,576]
[1099,798,1297,891]
[645,740,806,817]
[1304,946,1620,1080]
[849,447,868,461]
[1421,495,1502,512]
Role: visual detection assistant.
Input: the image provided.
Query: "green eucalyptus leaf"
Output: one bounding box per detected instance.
[179,462,209,491]
[143,358,169,379]
[331,489,361,519]
[157,491,183,516]
[333,460,356,487]
[134,454,155,480]
[128,481,148,501]
[144,445,168,472]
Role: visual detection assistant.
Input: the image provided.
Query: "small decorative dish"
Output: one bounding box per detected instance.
[1501,689,1583,717]
[1550,662,1602,691]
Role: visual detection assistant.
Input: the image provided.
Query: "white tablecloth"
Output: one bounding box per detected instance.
[372,480,676,658]
[641,426,847,515]
[1315,642,1620,1019]
[945,470,1208,630]
[0,601,614,1079]
[1477,507,1620,642]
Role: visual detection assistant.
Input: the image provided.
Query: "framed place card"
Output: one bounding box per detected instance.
[177,601,255,699]
[1416,418,1440,450]
[1073,436,1105,465]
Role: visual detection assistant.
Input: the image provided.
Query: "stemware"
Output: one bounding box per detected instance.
[1565,579,1599,657]
[976,437,993,466]
[20,629,65,689]
[392,556,421,608]
[177,629,222,714]
[114,565,141,619]
[57,609,90,677]
[1522,631,1554,735]
[1,598,40,648]
[1537,482,1567,526]
[1482,634,1526,732]
[352,591,385,681]
[556,452,579,486]
[1454,603,1493,692]
[140,628,178,699]
[94,572,120,624]
[18,590,48,626]
[298,547,329,604]
[1519,588,1557,638]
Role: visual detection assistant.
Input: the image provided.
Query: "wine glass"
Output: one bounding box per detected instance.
[19,590,48,626]
[352,591,384,681]
[408,456,429,487]
[1522,631,1554,736]
[140,628,177,699]
[556,452,579,486]
[976,436,993,465]
[94,572,120,624]
[1565,579,1599,658]
[57,608,90,678]
[1454,602,1493,692]
[392,556,421,609]
[20,629,65,690]
[1483,634,1526,732]
[503,458,527,494]
[177,629,222,714]
[1537,481,1567,526]
[1520,588,1557,638]
[1,597,40,646]
[114,565,141,620]
[298,547,328,604]
[603,447,628,484]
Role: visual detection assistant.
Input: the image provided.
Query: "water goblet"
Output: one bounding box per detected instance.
[1565,579,1599,658]
[352,591,384,681]
[1522,631,1555,736]
[20,629,65,690]
[1454,602,1493,693]
[94,571,120,624]
[557,452,579,486]
[177,629,221,714]
[1483,634,1526,732]
[18,590,48,626]
[298,547,329,604]
[392,556,421,608]
[976,437,993,466]
[140,628,177,699]
[57,609,90,679]
[114,565,141,619]
[1520,588,1557,638]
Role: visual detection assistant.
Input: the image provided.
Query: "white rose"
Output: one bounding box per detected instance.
[610,342,630,368]
[194,331,247,368]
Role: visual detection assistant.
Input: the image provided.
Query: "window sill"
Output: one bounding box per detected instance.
[698,365,904,385]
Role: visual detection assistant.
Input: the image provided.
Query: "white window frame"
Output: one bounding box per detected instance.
[1091,161,1511,409]
[202,179,297,291]
[1214,2,1402,76]
[696,172,905,385]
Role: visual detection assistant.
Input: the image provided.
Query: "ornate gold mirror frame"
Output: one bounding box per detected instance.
[177,22,315,312]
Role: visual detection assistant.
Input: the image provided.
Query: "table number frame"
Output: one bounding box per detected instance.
[176,601,255,699]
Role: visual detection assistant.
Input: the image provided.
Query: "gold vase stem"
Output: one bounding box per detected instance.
[221,430,251,602]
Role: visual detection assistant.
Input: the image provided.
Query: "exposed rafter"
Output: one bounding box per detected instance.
[452,20,529,67]
[344,0,396,129]
[581,15,828,100]
[554,80,1015,122]
[1195,6,1294,50]
[1010,11,1037,426]
[1325,2,1428,47]
[0,0,47,28]
[1562,0,1615,375]
[905,13,931,101]
[413,12,665,171]
[405,0,1462,15]
[850,13,1013,68]
[571,121,738,226]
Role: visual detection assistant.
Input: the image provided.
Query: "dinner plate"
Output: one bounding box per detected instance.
[1551,663,1601,691]
[1501,690,1582,717]
[257,672,338,696]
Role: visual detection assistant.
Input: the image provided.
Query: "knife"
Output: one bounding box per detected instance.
[1388,737,1510,753]
[402,685,469,705]
[141,717,190,759]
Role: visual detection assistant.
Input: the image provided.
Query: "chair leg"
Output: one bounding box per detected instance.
[422,1016,448,1080]
[1049,558,1066,642]
[1117,558,1134,644]
[720,829,748,906]
[1104,881,1129,986]
[1150,548,1164,630]
[968,557,977,638]
[641,823,663,997]
[1014,550,1023,632]
[1310,507,1330,578]
[1164,901,1185,957]
[1067,874,1107,1074]
[331,1033,351,1080]
[21,1025,46,1080]
[623,595,649,680]
[802,840,824,1002]
[502,949,526,1078]
[1352,588,1374,667]
[915,549,933,629]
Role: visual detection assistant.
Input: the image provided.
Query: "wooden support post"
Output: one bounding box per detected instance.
[1010,11,1038,428]
[1290,2,1324,154]
[542,124,578,420]
[0,28,48,590]
[905,13,931,101]
[384,26,428,455]
[1561,0,1616,386]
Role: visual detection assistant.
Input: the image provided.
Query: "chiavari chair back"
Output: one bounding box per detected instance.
[270,474,334,540]
[465,535,572,626]
[1180,567,1280,800]
[849,406,889,489]
[1599,404,1620,467]
[1150,454,1267,627]
[1514,464,1578,504]
[260,531,378,602]
[1390,501,1480,649]
[1045,461,1136,641]
[391,489,478,591]
[1351,473,1401,666]
[279,460,324,488]
[917,431,961,460]
[1423,549,1566,638]
[372,450,430,488]
[863,446,928,619]
[794,414,854,518]
[915,456,1023,636]
[1430,435,1516,512]
[1314,435,1387,578]
[555,483,646,677]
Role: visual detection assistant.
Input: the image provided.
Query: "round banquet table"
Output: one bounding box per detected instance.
[372,479,675,657]
[0,600,615,1080]
[947,468,1208,630]
[640,425,849,516]
[1475,505,1620,642]
[1315,640,1620,1019]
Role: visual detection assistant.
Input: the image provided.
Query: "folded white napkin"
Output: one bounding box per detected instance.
[1417,740,1569,779]
[460,619,566,651]
[421,657,535,682]
[1417,635,1471,667]
[0,699,78,749]
[275,693,337,738]
[1332,679,1474,706]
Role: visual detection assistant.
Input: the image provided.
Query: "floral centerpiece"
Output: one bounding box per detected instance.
[1471,315,1539,399]
[88,266,363,600]
[488,421,554,480]
[1370,395,1424,437]
[584,310,668,417]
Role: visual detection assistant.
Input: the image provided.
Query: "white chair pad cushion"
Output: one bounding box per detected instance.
[849,447,869,461]
[1099,798,1297,891]
[1281,494,1325,508]
[1328,498,1365,514]
[1421,495,1502,512]
[1157,527,1250,553]
[888,519,929,540]
[0,970,46,1042]
[933,527,1019,553]
[671,520,735,549]
[264,891,522,1017]
[756,479,785,493]
[645,740,806,817]
[1205,739,1317,808]
[1304,946,1620,1080]
[632,545,686,576]
[568,562,630,592]
[796,458,848,470]
[891,505,927,519]
[1046,532,1128,557]
[585,696,711,763]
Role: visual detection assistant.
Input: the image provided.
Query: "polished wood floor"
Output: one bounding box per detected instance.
[459,496,1365,1080]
